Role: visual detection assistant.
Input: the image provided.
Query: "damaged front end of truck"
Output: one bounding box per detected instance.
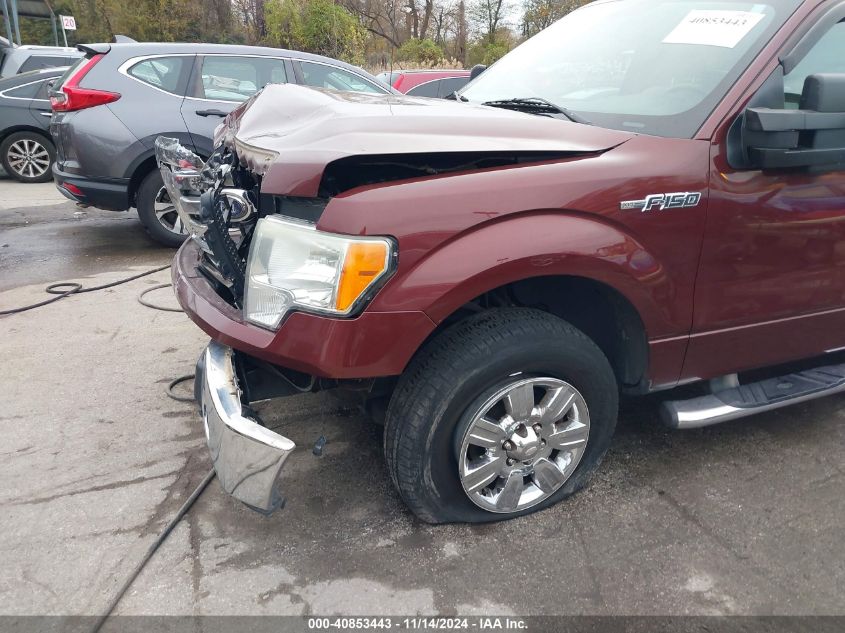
[156,83,632,516]
[157,136,299,514]
[157,134,401,513]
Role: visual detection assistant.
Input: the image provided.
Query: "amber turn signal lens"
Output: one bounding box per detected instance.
[336,242,389,312]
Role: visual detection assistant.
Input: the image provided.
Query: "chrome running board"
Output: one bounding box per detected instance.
[661,363,845,429]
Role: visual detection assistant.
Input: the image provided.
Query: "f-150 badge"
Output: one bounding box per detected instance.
[620,191,702,212]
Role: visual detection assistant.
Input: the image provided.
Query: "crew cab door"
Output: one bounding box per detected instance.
[181,55,291,157]
[685,15,845,379]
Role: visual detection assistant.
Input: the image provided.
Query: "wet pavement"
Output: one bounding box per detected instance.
[1,175,843,616]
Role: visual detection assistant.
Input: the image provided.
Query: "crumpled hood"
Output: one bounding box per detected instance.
[218,83,635,197]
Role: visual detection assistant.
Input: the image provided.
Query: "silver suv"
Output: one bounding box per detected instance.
[50,42,393,246]
[0,41,81,78]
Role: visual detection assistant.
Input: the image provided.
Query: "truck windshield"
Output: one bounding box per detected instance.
[460,0,802,138]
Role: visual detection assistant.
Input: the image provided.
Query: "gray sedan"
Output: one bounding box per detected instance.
[0,67,65,182]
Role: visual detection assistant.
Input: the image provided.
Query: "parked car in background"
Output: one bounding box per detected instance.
[50,42,394,246]
[0,39,81,78]
[377,69,471,97]
[0,67,66,182]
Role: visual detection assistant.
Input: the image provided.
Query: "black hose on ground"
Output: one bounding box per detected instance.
[138,283,184,312]
[0,264,172,316]
[0,264,194,395]
[167,374,196,402]
[90,467,216,633]
[5,262,210,628]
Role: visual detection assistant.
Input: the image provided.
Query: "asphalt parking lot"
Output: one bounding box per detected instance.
[1,174,844,617]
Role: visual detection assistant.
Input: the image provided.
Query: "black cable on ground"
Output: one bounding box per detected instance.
[0,264,172,316]
[138,283,184,312]
[167,374,196,402]
[3,260,211,629]
[91,467,216,633]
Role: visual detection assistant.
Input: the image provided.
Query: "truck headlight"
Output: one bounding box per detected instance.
[244,216,394,329]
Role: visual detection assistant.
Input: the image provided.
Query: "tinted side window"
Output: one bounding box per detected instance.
[129,57,187,94]
[407,80,440,97]
[784,21,845,108]
[34,78,57,100]
[3,80,41,98]
[299,61,384,94]
[199,56,287,102]
[18,56,69,73]
[439,76,469,98]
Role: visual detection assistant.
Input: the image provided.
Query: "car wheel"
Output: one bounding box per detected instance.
[136,169,188,248]
[384,308,618,524]
[1,131,55,183]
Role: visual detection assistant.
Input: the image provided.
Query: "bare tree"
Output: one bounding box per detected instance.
[342,0,407,48]
[468,0,509,44]
[521,0,588,37]
[231,0,267,43]
[456,0,466,62]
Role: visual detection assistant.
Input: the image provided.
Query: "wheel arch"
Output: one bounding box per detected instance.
[374,212,667,390]
[0,125,53,145]
[416,275,649,390]
[126,152,158,207]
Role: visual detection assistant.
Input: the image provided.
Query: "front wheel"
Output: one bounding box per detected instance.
[384,308,618,524]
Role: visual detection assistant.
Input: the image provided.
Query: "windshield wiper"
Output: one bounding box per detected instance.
[445,91,468,101]
[481,97,591,124]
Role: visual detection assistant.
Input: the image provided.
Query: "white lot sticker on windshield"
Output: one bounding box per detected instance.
[663,10,765,48]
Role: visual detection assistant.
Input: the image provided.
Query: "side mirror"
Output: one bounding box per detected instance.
[469,64,486,80]
[743,73,845,169]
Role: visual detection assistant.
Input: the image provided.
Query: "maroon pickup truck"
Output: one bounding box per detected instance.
[160,0,845,523]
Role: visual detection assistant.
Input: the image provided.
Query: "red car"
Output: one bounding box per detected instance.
[163,0,845,523]
[378,69,471,97]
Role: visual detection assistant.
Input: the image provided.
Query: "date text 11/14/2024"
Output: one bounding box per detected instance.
[306,617,528,630]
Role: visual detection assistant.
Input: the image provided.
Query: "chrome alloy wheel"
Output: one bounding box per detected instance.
[153,186,187,236]
[7,139,51,179]
[458,377,590,513]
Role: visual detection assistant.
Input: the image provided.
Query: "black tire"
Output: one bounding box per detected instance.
[1,131,55,183]
[384,308,618,524]
[136,169,187,248]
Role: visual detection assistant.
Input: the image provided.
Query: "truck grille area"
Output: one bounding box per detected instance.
[195,150,262,306]
[199,190,248,299]
[184,148,330,310]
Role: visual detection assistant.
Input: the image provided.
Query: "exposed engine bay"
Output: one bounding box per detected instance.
[155,136,584,307]
[156,137,265,304]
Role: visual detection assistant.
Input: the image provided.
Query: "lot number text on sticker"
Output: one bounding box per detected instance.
[663,10,765,48]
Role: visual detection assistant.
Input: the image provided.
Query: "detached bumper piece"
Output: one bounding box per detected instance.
[197,341,295,514]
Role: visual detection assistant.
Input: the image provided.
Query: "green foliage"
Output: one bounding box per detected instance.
[265,0,365,64]
[396,38,443,65]
[265,0,305,50]
[467,40,508,66]
[12,0,235,47]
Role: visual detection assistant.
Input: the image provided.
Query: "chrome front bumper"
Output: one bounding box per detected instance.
[197,341,295,514]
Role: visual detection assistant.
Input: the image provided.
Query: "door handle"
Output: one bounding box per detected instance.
[195,109,227,117]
